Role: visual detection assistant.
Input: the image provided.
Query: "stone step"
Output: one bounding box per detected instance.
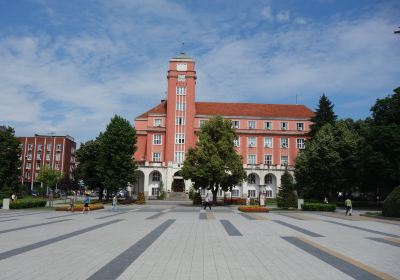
[166,192,190,201]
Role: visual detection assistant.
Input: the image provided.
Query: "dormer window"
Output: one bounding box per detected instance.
[280,122,288,130]
[154,119,162,127]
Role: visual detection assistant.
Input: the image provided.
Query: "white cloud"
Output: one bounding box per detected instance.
[261,6,274,22]
[295,17,307,25]
[276,11,290,22]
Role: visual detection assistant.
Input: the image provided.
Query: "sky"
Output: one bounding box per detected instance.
[0,0,399,144]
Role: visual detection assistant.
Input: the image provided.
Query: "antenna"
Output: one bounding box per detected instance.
[181,42,185,53]
[295,94,298,105]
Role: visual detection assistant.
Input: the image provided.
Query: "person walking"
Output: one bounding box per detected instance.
[345,198,352,216]
[69,191,75,212]
[48,190,54,207]
[82,193,90,214]
[112,194,118,211]
[204,192,212,210]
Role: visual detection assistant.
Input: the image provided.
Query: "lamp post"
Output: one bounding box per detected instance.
[394,27,400,35]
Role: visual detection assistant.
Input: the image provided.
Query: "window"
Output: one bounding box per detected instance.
[25,163,31,169]
[177,74,185,81]
[264,155,272,165]
[248,174,256,184]
[281,156,289,166]
[152,188,159,196]
[46,153,50,161]
[248,137,256,147]
[218,189,223,197]
[25,172,30,179]
[248,121,256,129]
[176,117,185,125]
[232,120,240,129]
[266,189,273,198]
[297,138,305,149]
[175,133,185,144]
[280,122,288,130]
[248,190,256,198]
[248,154,256,165]
[280,138,289,148]
[231,189,239,197]
[38,144,42,151]
[56,144,62,151]
[55,154,61,161]
[36,153,41,160]
[152,172,161,182]
[153,134,162,145]
[36,163,41,170]
[264,121,272,130]
[27,153,32,160]
[28,144,33,151]
[264,137,272,148]
[175,152,184,163]
[199,120,207,127]
[46,163,50,168]
[176,86,186,95]
[176,63,187,71]
[154,118,162,127]
[265,174,273,185]
[296,122,304,131]
[176,102,186,111]
[55,163,60,170]
[233,138,240,147]
[47,144,52,151]
[152,152,161,162]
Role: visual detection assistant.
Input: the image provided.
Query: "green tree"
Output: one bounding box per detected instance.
[37,166,63,196]
[181,116,247,205]
[76,137,104,199]
[98,115,137,198]
[277,169,297,208]
[309,94,337,137]
[371,87,400,126]
[0,126,21,198]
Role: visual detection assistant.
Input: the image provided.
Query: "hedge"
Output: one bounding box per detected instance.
[382,186,400,218]
[10,199,47,209]
[301,203,336,211]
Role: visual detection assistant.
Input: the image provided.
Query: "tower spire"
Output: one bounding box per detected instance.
[181,42,185,54]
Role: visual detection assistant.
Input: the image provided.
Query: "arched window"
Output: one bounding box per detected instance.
[248,174,256,184]
[152,172,161,182]
[265,174,273,185]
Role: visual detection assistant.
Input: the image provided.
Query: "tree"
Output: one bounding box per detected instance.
[181,116,247,205]
[97,115,137,199]
[37,166,63,196]
[76,138,103,199]
[277,169,297,208]
[0,126,21,198]
[309,94,337,137]
[370,87,400,126]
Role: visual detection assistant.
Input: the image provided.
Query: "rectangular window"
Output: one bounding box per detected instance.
[25,172,30,179]
[248,121,256,129]
[36,163,41,170]
[233,138,240,147]
[46,153,50,161]
[27,153,32,160]
[176,117,185,125]
[152,188,159,196]
[199,120,207,127]
[176,63,187,71]
[25,163,31,169]
[266,190,273,198]
[231,189,239,197]
[296,122,304,131]
[248,154,256,165]
[281,156,289,166]
[28,144,33,151]
[56,144,62,151]
[154,118,162,126]
[56,154,61,161]
[38,144,42,151]
[297,138,305,149]
[55,163,60,170]
[175,152,184,163]
[152,152,161,162]
[248,137,256,147]
[176,102,186,111]
[47,144,52,151]
[176,86,187,95]
[264,154,272,165]
[36,153,41,160]
[264,137,272,148]
[280,138,289,148]
[153,134,162,145]
[232,120,240,129]
[177,74,186,81]
[264,121,272,130]
[280,122,288,130]
[248,190,256,198]
[175,133,185,144]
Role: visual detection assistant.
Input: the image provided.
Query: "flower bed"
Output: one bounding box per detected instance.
[55,204,104,211]
[238,206,269,213]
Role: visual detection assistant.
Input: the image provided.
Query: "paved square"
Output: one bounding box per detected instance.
[0,205,399,279]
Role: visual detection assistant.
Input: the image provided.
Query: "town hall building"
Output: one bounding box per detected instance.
[133,53,314,199]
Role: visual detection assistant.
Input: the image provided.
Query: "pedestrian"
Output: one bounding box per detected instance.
[112,194,117,211]
[345,197,352,216]
[246,194,250,206]
[204,192,211,210]
[69,191,75,212]
[11,193,16,202]
[324,197,328,204]
[82,193,90,214]
[48,190,54,207]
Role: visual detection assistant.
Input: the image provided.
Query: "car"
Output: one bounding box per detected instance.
[117,190,127,198]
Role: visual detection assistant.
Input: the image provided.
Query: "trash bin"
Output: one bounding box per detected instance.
[2,198,10,210]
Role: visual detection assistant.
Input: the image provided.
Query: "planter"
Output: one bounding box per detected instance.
[55,204,104,211]
[238,206,269,213]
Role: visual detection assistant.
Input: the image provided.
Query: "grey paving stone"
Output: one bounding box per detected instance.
[367,237,400,248]
[0,218,72,234]
[273,220,324,237]
[324,220,400,238]
[220,220,242,236]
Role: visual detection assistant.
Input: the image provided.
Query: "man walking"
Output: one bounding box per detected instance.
[204,192,212,210]
[82,193,90,214]
[345,198,352,216]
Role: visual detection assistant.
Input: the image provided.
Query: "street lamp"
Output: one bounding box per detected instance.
[395,27,400,35]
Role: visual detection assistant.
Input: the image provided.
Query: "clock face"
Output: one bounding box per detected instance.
[176,63,187,71]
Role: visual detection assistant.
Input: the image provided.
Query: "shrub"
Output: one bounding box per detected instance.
[382,186,400,218]
[188,188,194,200]
[238,206,269,213]
[55,204,104,211]
[301,203,336,211]
[277,170,297,208]
[193,192,202,205]
[10,199,47,209]
[136,192,145,204]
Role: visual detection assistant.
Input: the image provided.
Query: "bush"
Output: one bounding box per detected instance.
[301,203,336,211]
[193,192,202,205]
[277,170,297,208]
[382,186,400,218]
[336,201,383,208]
[136,192,145,204]
[10,199,47,209]
[188,188,194,200]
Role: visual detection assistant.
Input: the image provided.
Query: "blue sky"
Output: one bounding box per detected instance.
[0,0,399,144]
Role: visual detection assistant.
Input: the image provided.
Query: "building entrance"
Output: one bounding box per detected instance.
[172,179,185,192]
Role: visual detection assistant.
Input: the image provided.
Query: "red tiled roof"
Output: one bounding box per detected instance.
[196,102,314,118]
[136,101,314,119]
